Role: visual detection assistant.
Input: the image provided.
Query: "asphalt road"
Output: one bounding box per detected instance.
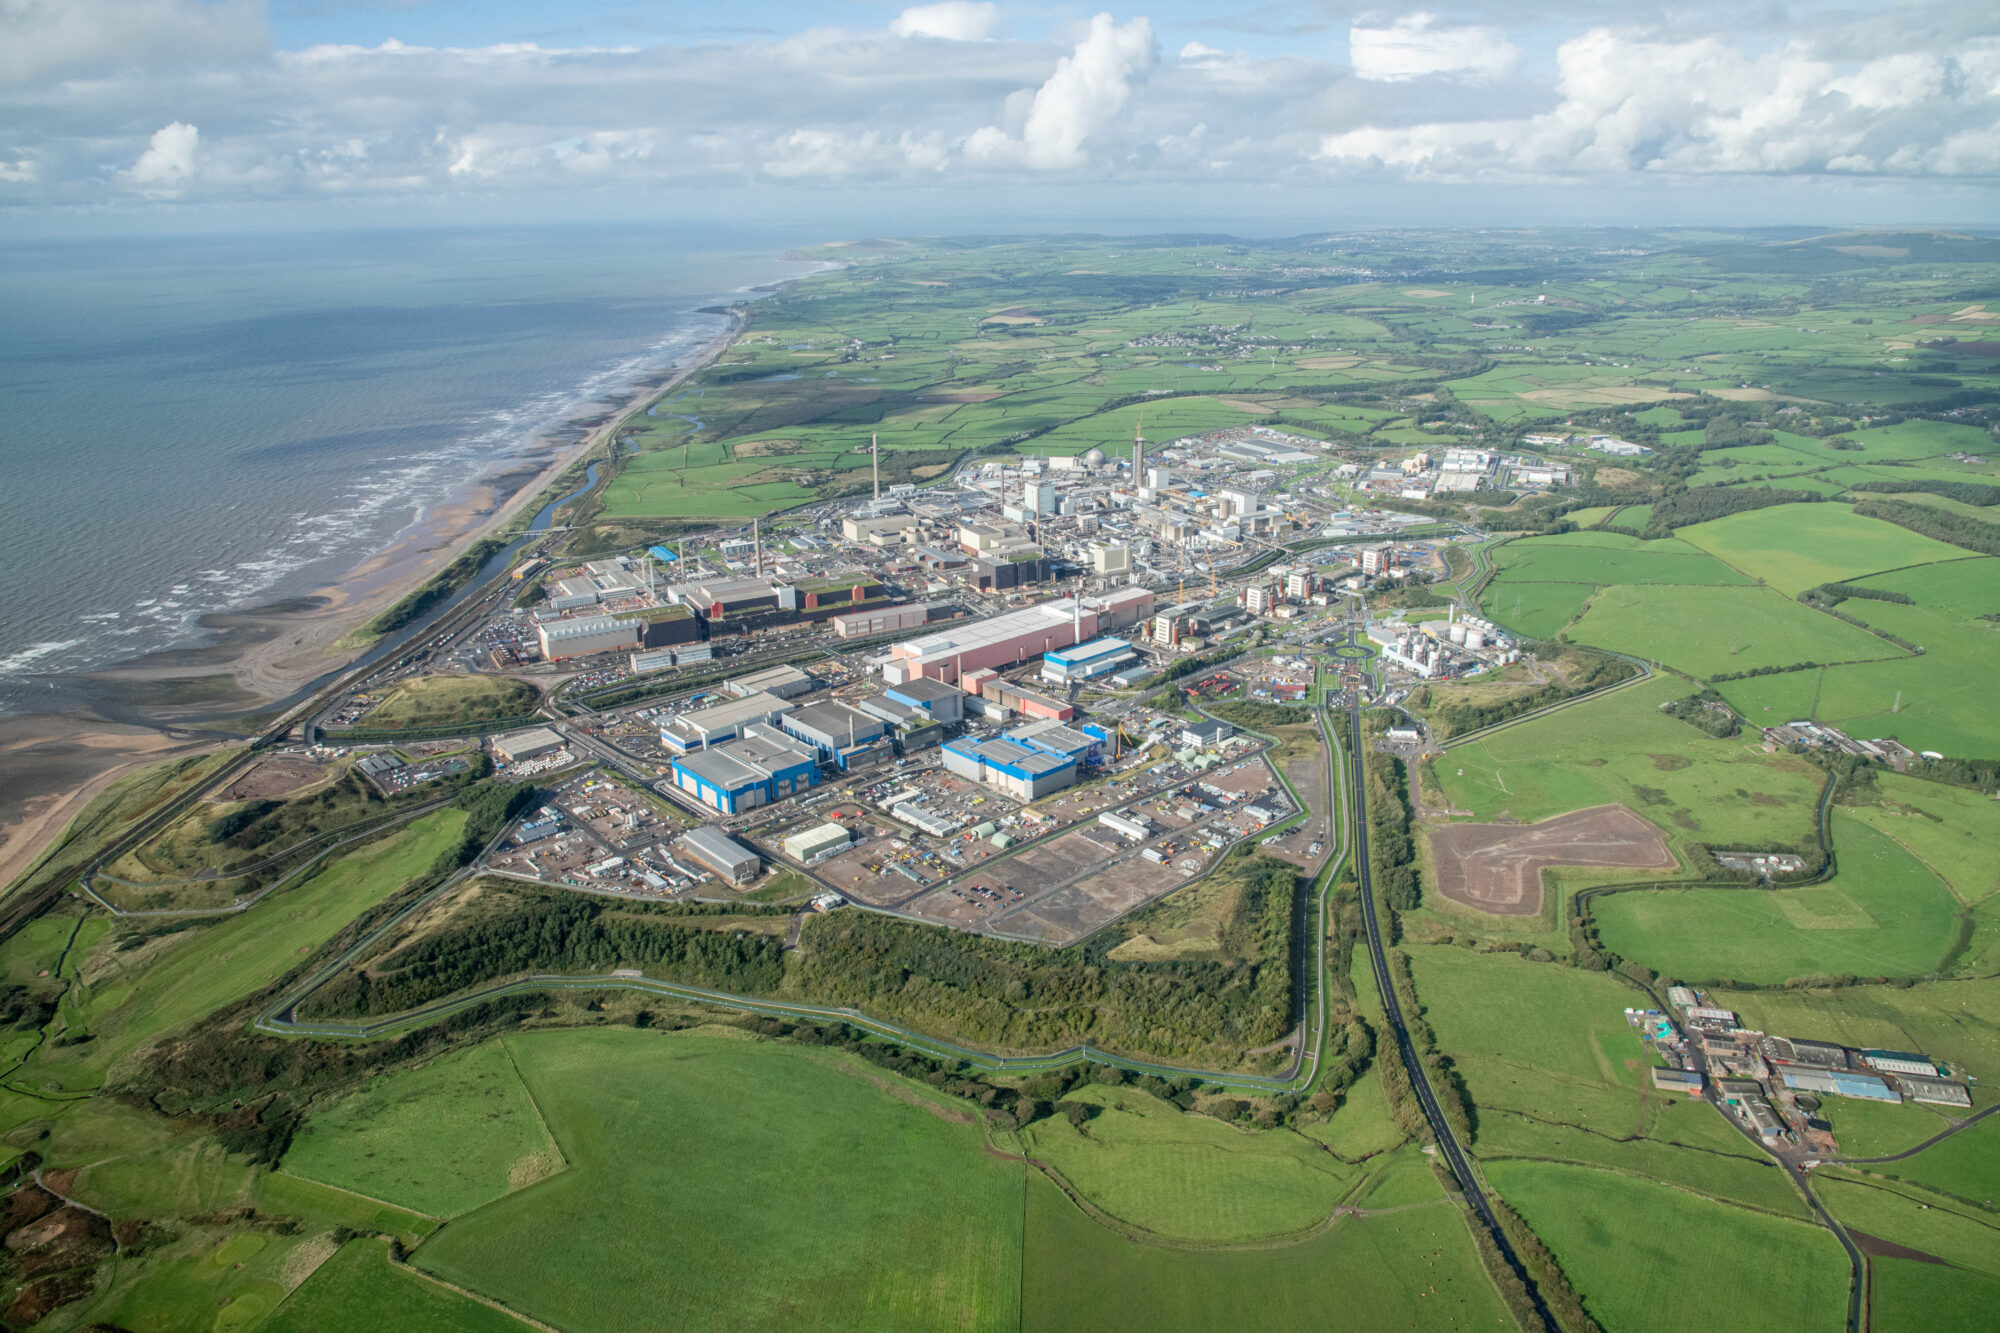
[1340,689,1557,1330]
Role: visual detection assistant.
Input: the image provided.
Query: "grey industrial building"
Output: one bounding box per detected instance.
[780,701,890,770]
[492,727,565,763]
[725,665,816,700]
[679,827,762,885]
[658,691,795,754]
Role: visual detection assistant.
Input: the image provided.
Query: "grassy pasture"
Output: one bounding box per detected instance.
[1815,1176,2000,1277]
[413,1029,1024,1333]
[283,1039,562,1219]
[1567,583,1898,677]
[39,809,469,1090]
[1018,1172,1507,1333]
[1493,541,1752,586]
[1484,1161,1848,1333]
[1795,601,2000,757]
[1434,674,1825,853]
[1677,503,1968,594]
[1019,1083,1355,1242]
[1877,1115,2000,1210]
[265,1239,533,1333]
[1844,773,2000,906]
[1591,814,1960,984]
[1479,575,1595,639]
[1868,1258,2000,1333]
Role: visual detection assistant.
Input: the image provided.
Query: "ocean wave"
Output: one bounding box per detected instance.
[0,640,83,674]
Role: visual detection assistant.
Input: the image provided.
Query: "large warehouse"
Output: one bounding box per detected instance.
[1039,636,1138,685]
[658,691,795,755]
[678,827,761,885]
[780,701,889,771]
[536,615,639,662]
[670,727,820,814]
[942,736,1077,801]
[879,589,1153,686]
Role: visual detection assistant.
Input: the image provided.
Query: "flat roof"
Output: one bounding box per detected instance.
[676,728,816,789]
[495,726,563,753]
[680,826,759,867]
[888,677,960,702]
[662,691,792,737]
[785,700,883,738]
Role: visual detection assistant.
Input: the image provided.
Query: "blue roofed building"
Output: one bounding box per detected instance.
[670,726,820,814]
[1039,636,1138,685]
[941,736,1077,801]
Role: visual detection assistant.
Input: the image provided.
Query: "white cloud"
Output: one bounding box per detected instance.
[1349,13,1520,83]
[889,2,999,43]
[127,120,199,186]
[0,0,266,87]
[966,12,1155,168]
[1322,30,2000,179]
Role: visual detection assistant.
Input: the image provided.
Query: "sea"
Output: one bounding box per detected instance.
[0,223,813,718]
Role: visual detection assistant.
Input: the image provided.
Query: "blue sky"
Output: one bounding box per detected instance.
[3,1,1997,233]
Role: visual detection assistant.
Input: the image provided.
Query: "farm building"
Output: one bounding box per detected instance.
[1650,1069,1703,1094]
[1860,1049,1939,1078]
[1779,1068,1901,1103]
[493,727,565,764]
[670,727,819,814]
[942,736,1077,801]
[1898,1076,1972,1107]
[658,692,796,755]
[783,823,851,863]
[679,827,761,885]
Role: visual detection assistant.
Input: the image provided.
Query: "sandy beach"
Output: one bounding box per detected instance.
[0,312,746,889]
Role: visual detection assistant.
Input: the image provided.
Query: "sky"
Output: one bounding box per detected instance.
[2,0,1998,234]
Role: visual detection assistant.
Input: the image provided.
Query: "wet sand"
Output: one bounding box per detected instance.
[0,316,745,888]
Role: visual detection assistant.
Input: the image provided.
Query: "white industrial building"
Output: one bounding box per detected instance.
[537,615,639,662]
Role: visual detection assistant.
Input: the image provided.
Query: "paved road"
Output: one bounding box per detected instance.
[1824,1102,2000,1165]
[1340,681,1557,1331]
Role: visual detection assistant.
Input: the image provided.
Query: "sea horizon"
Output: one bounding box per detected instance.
[0,222,815,718]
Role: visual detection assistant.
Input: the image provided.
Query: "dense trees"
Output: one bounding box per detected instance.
[1850,478,1998,506]
[1642,486,1822,537]
[301,887,786,1019]
[1852,496,2000,556]
[1364,750,1420,911]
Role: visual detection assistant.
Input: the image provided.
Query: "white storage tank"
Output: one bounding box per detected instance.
[1449,622,1468,644]
[1466,630,1487,650]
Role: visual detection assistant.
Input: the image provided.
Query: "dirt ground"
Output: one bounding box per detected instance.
[1429,804,1675,916]
[220,757,336,801]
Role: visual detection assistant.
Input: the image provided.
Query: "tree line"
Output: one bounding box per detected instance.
[1852,496,2000,557]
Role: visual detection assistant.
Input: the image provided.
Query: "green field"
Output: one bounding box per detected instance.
[1434,674,1825,855]
[1492,539,1752,586]
[1485,1161,1848,1333]
[1678,502,1968,594]
[1843,772,2000,906]
[1591,814,1962,984]
[1878,1116,2000,1210]
[1568,583,1899,677]
[1868,1257,2000,1333]
[1018,1083,1355,1241]
[412,1029,1024,1332]
[265,1240,533,1333]
[1479,575,1596,639]
[1018,1173,1507,1332]
[282,1039,562,1219]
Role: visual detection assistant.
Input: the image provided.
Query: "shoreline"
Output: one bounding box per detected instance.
[0,299,755,890]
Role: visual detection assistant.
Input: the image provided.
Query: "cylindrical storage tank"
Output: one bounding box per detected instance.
[1466,630,1486,650]
[1449,622,1468,644]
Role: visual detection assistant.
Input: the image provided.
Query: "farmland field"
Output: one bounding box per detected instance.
[265,1240,532,1333]
[1877,1116,2000,1210]
[1018,1173,1507,1332]
[1018,1082,1355,1241]
[411,1029,1025,1333]
[282,1039,562,1219]
[1677,502,1967,594]
[1567,583,1899,677]
[1590,814,1961,984]
[1479,574,1596,639]
[1433,674,1824,855]
[1484,1161,1848,1333]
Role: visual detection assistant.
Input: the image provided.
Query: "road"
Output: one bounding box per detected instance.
[1339,666,1557,1330]
[1824,1102,2000,1164]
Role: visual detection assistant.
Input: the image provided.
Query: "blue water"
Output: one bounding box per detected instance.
[0,224,811,714]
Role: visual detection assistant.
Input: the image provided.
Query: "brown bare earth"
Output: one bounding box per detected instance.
[220,757,336,801]
[1430,804,1675,916]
